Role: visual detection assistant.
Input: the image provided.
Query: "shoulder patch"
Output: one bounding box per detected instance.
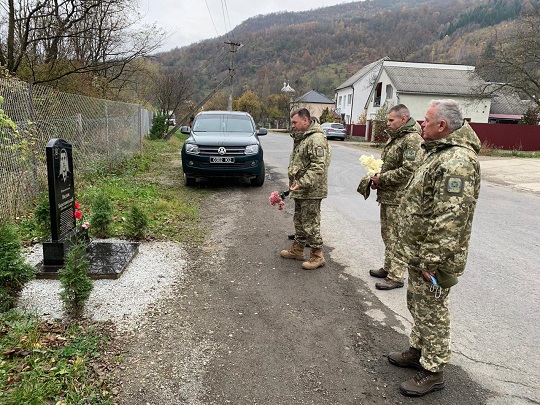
[403,148,417,161]
[445,176,464,195]
[316,146,324,157]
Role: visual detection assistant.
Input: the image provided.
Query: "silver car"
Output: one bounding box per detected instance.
[321,122,346,141]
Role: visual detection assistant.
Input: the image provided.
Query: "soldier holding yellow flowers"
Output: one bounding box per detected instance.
[369,104,424,290]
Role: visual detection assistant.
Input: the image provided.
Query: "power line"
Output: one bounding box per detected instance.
[204,0,221,37]
[221,0,235,40]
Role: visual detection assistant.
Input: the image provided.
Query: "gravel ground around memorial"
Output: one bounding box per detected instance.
[19,239,187,331]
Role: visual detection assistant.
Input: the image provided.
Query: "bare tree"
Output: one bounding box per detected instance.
[0,0,165,89]
[152,66,194,121]
[478,1,540,106]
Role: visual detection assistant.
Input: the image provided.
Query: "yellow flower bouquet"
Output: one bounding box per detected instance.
[357,155,383,200]
[359,154,383,177]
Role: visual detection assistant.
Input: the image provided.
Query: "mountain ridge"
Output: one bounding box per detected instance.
[158,0,525,102]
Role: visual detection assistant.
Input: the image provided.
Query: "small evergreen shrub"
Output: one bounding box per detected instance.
[33,192,51,239]
[124,205,148,240]
[90,192,113,238]
[319,107,334,124]
[372,103,389,144]
[149,111,167,140]
[0,222,35,312]
[59,242,93,318]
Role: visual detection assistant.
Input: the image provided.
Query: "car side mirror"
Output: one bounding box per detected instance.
[257,128,267,136]
[180,126,191,134]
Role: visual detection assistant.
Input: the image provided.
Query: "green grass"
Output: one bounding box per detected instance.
[6,133,210,402]
[0,311,115,404]
[479,140,540,157]
[17,133,209,245]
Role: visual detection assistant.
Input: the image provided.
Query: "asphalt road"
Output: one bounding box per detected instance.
[261,131,540,405]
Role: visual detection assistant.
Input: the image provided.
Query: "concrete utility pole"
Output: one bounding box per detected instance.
[225,41,242,111]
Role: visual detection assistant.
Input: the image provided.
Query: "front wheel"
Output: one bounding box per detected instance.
[250,162,265,187]
[183,173,196,187]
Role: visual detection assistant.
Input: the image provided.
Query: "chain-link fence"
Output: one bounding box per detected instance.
[0,76,153,221]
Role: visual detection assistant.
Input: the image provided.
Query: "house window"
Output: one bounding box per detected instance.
[338,96,342,107]
[347,94,352,105]
[386,84,393,100]
[374,82,382,107]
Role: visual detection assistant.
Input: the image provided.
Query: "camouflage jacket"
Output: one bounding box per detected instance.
[377,117,424,205]
[288,122,331,199]
[392,122,481,277]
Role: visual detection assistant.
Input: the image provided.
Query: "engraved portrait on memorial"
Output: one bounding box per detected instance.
[58,148,71,182]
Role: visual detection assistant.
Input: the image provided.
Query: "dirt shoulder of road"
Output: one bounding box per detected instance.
[113,159,491,404]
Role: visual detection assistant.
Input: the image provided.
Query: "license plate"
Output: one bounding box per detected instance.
[210,157,235,163]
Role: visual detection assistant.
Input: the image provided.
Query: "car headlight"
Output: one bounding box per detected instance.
[185,143,200,155]
[245,144,259,155]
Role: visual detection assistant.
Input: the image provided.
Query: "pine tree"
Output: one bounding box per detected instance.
[59,242,93,319]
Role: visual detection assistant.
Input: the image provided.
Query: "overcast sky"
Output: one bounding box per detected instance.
[138,0,358,52]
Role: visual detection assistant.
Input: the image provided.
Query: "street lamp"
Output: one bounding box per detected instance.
[281,82,295,130]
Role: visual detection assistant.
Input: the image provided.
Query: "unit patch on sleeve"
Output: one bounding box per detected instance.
[316,146,324,157]
[445,176,464,195]
[403,148,417,160]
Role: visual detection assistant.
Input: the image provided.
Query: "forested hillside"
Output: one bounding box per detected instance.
[159,0,528,103]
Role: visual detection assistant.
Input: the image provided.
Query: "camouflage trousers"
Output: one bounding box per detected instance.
[380,204,404,281]
[293,199,323,249]
[407,268,451,372]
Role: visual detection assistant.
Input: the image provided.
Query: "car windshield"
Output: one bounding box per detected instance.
[193,115,254,133]
[331,124,344,129]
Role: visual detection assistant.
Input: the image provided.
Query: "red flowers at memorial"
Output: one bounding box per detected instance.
[74,201,90,229]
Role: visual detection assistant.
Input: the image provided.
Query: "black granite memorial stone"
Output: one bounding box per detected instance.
[37,138,138,279]
[41,138,82,270]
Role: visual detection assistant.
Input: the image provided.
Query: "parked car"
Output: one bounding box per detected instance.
[180,111,267,187]
[166,111,176,126]
[321,122,346,140]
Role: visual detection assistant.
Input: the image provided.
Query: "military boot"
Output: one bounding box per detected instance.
[280,241,305,260]
[302,248,326,270]
[388,347,422,369]
[399,369,445,397]
[376,278,404,290]
[369,267,388,278]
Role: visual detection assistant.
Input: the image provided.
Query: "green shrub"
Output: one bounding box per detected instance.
[319,107,335,124]
[33,192,51,239]
[372,103,389,144]
[0,222,35,312]
[149,111,167,140]
[90,192,113,238]
[124,204,148,240]
[59,242,93,318]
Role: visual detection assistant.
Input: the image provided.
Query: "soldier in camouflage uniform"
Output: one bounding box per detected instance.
[388,99,481,397]
[369,104,424,290]
[280,108,331,270]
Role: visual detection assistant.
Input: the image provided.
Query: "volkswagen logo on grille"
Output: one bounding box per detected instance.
[217,147,227,155]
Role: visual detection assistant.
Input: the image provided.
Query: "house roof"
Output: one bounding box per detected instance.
[486,84,530,115]
[294,90,334,104]
[384,64,487,96]
[336,57,388,90]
